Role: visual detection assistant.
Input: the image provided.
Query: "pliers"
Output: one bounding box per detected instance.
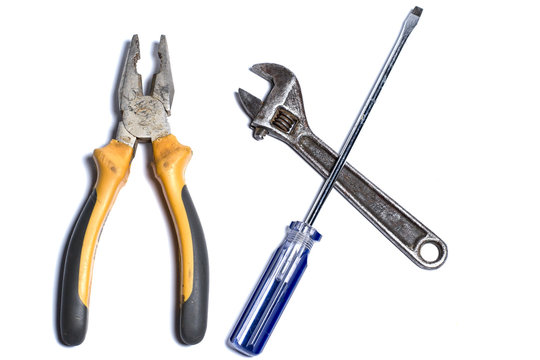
[59,35,209,346]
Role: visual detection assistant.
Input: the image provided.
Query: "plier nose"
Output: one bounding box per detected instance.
[118,35,174,144]
[59,35,209,346]
[119,35,174,114]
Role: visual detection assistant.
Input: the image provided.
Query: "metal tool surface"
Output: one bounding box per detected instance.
[238,37,446,269]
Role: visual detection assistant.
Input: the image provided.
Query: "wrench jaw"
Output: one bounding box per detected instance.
[250,63,295,89]
[237,88,266,139]
[239,63,312,144]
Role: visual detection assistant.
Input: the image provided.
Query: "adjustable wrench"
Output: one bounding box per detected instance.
[238,63,447,269]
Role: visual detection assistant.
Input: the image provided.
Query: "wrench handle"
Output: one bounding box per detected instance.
[296,133,447,269]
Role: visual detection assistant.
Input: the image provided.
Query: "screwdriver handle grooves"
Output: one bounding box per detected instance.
[229,221,320,356]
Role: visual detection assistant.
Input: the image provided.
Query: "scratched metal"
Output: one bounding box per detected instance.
[117,34,173,144]
[238,63,447,270]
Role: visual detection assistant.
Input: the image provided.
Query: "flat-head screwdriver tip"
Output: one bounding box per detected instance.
[412,6,423,17]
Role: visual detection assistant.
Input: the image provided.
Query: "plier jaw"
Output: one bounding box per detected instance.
[117,35,175,144]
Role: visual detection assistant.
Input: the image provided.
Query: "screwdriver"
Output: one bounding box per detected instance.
[229,7,423,356]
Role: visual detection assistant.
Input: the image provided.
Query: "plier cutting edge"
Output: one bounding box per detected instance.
[59,35,209,346]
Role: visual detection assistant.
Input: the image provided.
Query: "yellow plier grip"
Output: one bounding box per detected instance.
[153,134,209,345]
[60,140,133,346]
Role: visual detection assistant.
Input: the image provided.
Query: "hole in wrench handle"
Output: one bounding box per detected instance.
[414,237,447,269]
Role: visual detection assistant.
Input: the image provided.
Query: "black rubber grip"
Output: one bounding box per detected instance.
[59,189,97,346]
[178,186,209,345]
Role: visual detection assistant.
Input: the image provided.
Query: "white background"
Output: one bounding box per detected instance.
[1,0,539,359]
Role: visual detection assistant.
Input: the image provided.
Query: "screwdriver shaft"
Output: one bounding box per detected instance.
[304,6,423,226]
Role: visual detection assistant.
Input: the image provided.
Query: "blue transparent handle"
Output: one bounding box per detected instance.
[229,221,321,356]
